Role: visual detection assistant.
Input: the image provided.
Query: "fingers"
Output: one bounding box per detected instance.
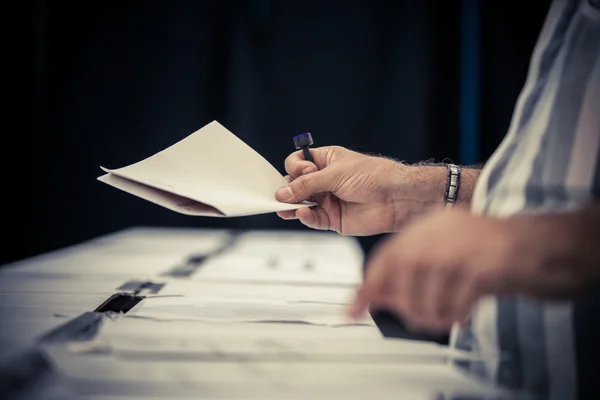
[284,147,333,177]
[276,176,298,220]
[277,202,335,229]
[449,274,482,325]
[348,235,479,332]
[349,239,395,318]
[276,170,334,203]
[349,210,493,333]
[276,210,298,220]
[419,266,457,324]
[277,173,341,231]
[295,206,331,230]
[406,266,457,332]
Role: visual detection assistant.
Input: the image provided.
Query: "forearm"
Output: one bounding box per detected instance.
[506,203,600,298]
[457,165,482,205]
[387,162,482,231]
[396,163,482,206]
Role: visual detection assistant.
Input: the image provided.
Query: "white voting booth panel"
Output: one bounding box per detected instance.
[0,227,510,399]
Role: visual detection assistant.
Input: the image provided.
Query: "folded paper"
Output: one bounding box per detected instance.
[98,121,312,217]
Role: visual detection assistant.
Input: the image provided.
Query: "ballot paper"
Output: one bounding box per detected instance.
[100,314,384,340]
[45,347,507,399]
[98,121,311,217]
[49,317,507,399]
[128,296,375,327]
[190,253,361,285]
[67,328,474,363]
[187,230,364,285]
[87,227,232,257]
[150,279,359,305]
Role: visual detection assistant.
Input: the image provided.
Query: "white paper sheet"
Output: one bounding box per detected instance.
[98,121,312,217]
[68,332,470,363]
[0,273,125,295]
[129,296,375,327]
[191,256,362,285]
[0,252,183,277]
[149,279,359,305]
[45,349,506,399]
[184,229,363,284]
[101,315,384,339]
[87,227,232,257]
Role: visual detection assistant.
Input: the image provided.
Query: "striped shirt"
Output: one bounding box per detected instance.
[454,0,600,399]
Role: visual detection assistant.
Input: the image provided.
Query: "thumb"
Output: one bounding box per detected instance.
[276,170,335,203]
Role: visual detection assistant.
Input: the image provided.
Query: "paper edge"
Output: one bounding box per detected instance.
[97,171,227,217]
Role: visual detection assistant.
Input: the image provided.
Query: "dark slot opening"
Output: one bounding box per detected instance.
[94,293,144,313]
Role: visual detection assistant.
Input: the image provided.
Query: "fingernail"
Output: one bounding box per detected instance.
[347,306,359,319]
[302,167,315,175]
[276,186,293,202]
[282,212,297,220]
[347,299,364,319]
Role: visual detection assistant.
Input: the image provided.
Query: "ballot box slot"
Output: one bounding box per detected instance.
[116,280,165,295]
[94,293,144,314]
[164,255,210,277]
[161,231,241,278]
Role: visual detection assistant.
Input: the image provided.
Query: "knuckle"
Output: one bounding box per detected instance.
[297,175,310,193]
[325,146,346,163]
[284,158,296,174]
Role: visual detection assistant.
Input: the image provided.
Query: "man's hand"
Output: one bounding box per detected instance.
[349,205,600,332]
[349,207,515,332]
[275,146,448,236]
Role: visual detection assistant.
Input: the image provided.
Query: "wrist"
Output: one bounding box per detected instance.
[395,163,447,204]
[503,214,589,298]
[386,163,447,230]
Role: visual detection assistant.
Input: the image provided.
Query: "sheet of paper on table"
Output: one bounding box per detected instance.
[150,279,359,304]
[129,296,375,327]
[55,316,504,399]
[97,314,384,340]
[68,322,476,363]
[189,254,360,285]
[43,312,508,399]
[97,121,313,217]
[47,344,506,399]
[181,229,363,285]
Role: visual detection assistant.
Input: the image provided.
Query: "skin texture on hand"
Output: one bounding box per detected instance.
[349,207,513,332]
[349,204,600,333]
[275,146,475,236]
[277,146,600,333]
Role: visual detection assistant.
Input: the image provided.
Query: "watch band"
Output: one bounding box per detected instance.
[444,164,460,207]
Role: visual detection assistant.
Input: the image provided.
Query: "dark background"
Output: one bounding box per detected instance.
[7,0,550,266]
